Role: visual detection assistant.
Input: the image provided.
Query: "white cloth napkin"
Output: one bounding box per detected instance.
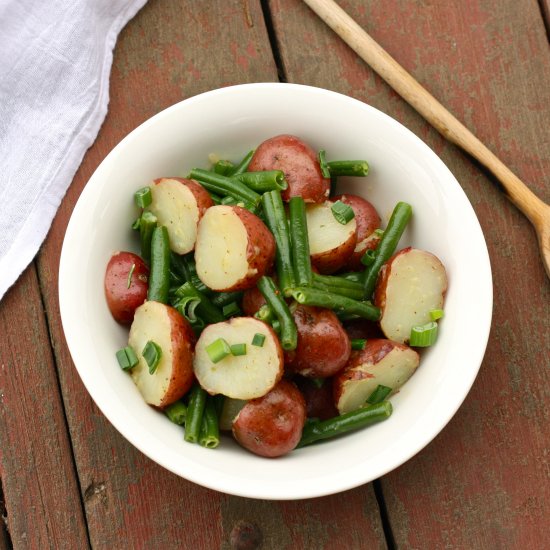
[0,0,147,301]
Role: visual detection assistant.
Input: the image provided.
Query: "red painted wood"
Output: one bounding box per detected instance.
[0,266,89,548]
[270,0,550,547]
[34,0,386,548]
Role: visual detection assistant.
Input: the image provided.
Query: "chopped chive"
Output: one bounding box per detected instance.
[251,333,266,347]
[331,200,355,225]
[409,321,438,347]
[213,159,235,176]
[318,150,330,178]
[222,301,241,318]
[126,263,136,289]
[134,186,152,208]
[374,228,384,237]
[271,319,281,334]
[351,338,367,351]
[366,384,392,404]
[230,343,247,356]
[429,309,444,321]
[165,401,187,425]
[115,346,138,371]
[206,338,231,363]
[131,217,141,230]
[142,341,162,374]
[360,249,376,267]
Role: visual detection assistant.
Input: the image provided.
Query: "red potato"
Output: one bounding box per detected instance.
[232,380,306,458]
[148,177,213,254]
[306,201,357,274]
[195,205,276,292]
[193,317,283,400]
[104,251,149,324]
[285,305,351,378]
[241,286,267,316]
[333,194,381,270]
[343,318,385,340]
[294,377,339,420]
[374,247,448,344]
[334,339,420,414]
[248,134,330,203]
[128,301,195,408]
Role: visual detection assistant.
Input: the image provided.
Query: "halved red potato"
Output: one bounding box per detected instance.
[104,251,149,324]
[232,380,306,458]
[374,247,448,344]
[334,339,419,414]
[285,305,351,378]
[195,205,276,291]
[333,194,381,270]
[294,377,339,420]
[248,134,330,203]
[147,177,213,254]
[306,201,357,274]
[128,301,195,408]
[193,317,283,400]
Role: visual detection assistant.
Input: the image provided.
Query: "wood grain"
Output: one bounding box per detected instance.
[0,266,89,549]
[35,0,386,548]
[270,0,550,547]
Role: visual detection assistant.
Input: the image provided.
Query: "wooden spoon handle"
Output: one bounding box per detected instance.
[303,0,549,225]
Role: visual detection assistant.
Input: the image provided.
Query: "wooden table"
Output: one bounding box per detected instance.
[1,1,549,548]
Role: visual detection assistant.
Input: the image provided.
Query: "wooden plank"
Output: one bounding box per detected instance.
[0,266,89,549]
[269,0,550,547]
[35,0,386,547]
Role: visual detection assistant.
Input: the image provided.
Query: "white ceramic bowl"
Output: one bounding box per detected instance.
[59,83,492,500]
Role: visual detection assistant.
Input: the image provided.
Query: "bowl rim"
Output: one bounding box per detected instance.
[59,82,493,499]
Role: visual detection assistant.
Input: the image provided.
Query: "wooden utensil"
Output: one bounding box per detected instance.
[303,0,550,278]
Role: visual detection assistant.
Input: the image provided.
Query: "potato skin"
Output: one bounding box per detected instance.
[232,206,276,291]
[311,231,357,274]
[333,194,381,271]
[232,380,306,458]
[104,251,148,324]
[285,305,351,378]
[294,377,339,420]
[241,286,267,316]
[248,134,330,203]
[158,306,196,408]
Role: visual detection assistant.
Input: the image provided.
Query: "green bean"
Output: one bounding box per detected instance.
[257,276,297,350]
[254,304,275,324]
[290,287,380,321]
[363,202,412,298]
[289,197,313,287]
[338,271,365,284]
[297,401,392,447]
[184,385,207,444]
[261,191,295,294]
[164,401,187,425]
[188,168,261,206]
[228,149,254,176]
[210,291,244,308]
[313,273,363,300]
[147,226,170,303]
[233,170,288,192]
[327,160,369,177]
[311,280,364,300]
[213,159,234,176]
[138,211,157,264]
[199,397,220,448]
